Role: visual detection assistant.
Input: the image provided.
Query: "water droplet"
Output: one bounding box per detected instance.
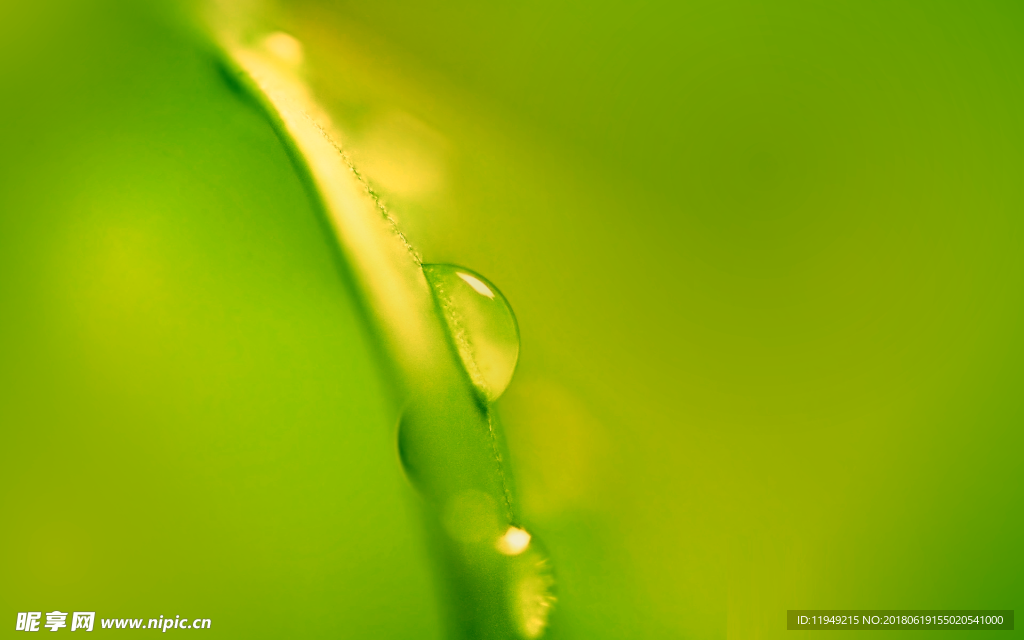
[423,264,519,403]
[510,544,557,639]
[497,526,532,555]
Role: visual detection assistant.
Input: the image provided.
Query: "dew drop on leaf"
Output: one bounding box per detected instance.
[423,264,520,403]
[510,542,557,639]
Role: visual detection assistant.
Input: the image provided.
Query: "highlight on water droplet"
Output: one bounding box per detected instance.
[422,264,520,403]
[497,526,531,555]
[458,272,495,298]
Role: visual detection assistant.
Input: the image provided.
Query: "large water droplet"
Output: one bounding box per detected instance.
[423,264,520,403]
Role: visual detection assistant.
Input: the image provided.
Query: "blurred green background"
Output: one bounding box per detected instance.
[1,0,1022,638]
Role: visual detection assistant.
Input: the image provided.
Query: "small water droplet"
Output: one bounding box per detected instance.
[510,543,557,639]
[497,526,532,555]
[423,264,519,403]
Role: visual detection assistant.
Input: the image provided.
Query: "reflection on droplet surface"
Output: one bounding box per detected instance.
[423,264,520,403]
[497,526,531,555]
[458,271,495,298]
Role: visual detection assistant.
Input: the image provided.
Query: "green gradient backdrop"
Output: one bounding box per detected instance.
[2,1,1022,639]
